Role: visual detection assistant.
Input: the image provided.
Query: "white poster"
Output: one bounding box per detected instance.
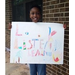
[10,22,64,64]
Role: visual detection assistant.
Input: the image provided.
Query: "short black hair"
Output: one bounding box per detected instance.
[30,5,41,13]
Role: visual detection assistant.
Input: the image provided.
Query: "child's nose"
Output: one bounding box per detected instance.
[34,14,37,17]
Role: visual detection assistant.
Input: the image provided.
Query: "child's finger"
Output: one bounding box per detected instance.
[8,22,12,30]
[63,24,67,29]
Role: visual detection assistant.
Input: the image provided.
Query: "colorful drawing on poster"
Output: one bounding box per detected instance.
[44,27,57,50]
[14,38,18,49]
[52,51,62,62]
[10,22,64,64]
[16,25,22,36]
[25,32,29,35]
[23,40,26,50]
[15,50,22,63]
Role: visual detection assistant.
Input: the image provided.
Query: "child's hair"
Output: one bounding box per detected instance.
[30,5,41,13]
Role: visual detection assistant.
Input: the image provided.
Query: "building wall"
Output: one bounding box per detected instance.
[6,0,69,75]
[6,0,12,48]
[42,0,69,75]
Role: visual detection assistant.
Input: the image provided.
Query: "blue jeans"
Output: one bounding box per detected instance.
[30,64,46,75]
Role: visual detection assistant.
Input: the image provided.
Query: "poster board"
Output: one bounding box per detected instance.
[10,22,64,64]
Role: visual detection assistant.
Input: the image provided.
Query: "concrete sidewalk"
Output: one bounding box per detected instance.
[5,51,30,75]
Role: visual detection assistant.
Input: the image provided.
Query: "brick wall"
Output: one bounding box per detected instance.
[5,0,12,48]
[43,0,69,75]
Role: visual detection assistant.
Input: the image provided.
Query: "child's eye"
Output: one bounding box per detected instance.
[31,12,34,15]
[31,12,40,15]
[31,13,35,15]
[36,13,40,15]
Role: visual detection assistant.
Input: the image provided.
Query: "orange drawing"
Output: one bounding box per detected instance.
[14,38,18,49]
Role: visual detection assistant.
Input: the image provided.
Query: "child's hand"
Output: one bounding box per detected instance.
[63,24,67,29]
[8,22,12,30]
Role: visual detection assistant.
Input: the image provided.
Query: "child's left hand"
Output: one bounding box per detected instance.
[63,24,67,29]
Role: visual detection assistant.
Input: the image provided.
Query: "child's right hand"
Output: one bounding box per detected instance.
[8,22,12,30]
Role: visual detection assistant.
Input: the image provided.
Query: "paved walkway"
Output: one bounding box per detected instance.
[5,50,30,75]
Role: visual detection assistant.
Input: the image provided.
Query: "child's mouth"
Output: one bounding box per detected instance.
[34,18,38,20]
[32,18,38,22]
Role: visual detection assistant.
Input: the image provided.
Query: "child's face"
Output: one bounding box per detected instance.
[30,7,41,22]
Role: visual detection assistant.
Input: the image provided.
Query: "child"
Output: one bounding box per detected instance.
[8,5,66,75]
[29,5,46,75]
